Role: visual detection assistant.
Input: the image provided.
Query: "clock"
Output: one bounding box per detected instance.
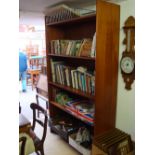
[120,56,134,74]
[120,16,135,90]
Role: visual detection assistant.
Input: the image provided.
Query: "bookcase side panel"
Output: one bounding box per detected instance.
[94,0,120,135]
[45,25,65,116]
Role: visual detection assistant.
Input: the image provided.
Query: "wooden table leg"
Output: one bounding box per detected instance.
[27,70,41,90]
[31,74,33,90]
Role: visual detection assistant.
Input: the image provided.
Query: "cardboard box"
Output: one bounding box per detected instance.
[69,133,91,155]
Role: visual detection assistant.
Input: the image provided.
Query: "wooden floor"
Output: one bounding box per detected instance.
[19,83,80,155]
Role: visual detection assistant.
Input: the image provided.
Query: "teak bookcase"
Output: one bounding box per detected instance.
[45,0,120,147]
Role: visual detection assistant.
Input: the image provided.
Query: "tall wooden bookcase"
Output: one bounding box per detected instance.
[45,0,120,147]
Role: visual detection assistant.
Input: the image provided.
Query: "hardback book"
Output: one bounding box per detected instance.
[90,32,96,57]
[71,40,82,56]
[58,64,65,85]
[79,38,92,57]
[66,41,73,56]
[77,71,82,91]
[73,70,79,89]
[71,69,76,89]
[50,60,64,83]
[64,66,69,86]
[50,40,55,54]
[76,66,87,92]
[80,73,85,92]
[69,40,76,56]
[64,66,72,87]
[55,64,61,83]
[60,40,69,55]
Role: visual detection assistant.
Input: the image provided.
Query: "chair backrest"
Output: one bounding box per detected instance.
[36,74,48,99]
[29,56,46,70]
[19,102,21,113]
[19,136,27,155]
[30,103,48,143]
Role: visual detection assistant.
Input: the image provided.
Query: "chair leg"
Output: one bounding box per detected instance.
[36,151,40,155]
[36,94,40,118]
[40,147,44,155]
[46,101,48,110]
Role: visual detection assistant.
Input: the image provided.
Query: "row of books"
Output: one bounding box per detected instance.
[50,37,96,58]
[45,4,81,24]
[93,129,133,155]
[55,92,94,124]
[50,60,95,95]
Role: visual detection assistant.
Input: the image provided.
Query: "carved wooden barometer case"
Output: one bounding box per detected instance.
[120,16,135,90]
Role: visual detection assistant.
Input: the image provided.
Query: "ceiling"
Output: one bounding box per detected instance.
[19,0,96,26]
[19,0,125,26]
[19,0,96,13]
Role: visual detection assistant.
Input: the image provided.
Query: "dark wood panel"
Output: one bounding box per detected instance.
[63,21,96,40]
[94,0,120,135]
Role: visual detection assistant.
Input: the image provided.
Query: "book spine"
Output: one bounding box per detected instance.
[74,71,78,89]
[71,70,75,89]
[50,60,55,82]
[90,32,96,57]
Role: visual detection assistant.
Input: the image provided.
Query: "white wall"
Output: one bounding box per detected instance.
[19,11,45,29]
[116,0,135,140]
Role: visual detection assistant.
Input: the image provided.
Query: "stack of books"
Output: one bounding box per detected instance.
[54,92,94,124]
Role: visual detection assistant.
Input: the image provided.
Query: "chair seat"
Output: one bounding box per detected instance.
[19,133,35,155]
[29,153,38,155]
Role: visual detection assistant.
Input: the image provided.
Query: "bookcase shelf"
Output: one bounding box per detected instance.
[48,54,96,61]
[49,81,95,100]
[45,0,120,154]
[50,101,94,126]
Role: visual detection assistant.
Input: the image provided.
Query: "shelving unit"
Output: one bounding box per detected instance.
[45,0,120,154]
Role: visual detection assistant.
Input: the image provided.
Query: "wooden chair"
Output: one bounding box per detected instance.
[36,74,48,117]
[27,55,46,90]
[19,136,27,155]
[29,103,48,155]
